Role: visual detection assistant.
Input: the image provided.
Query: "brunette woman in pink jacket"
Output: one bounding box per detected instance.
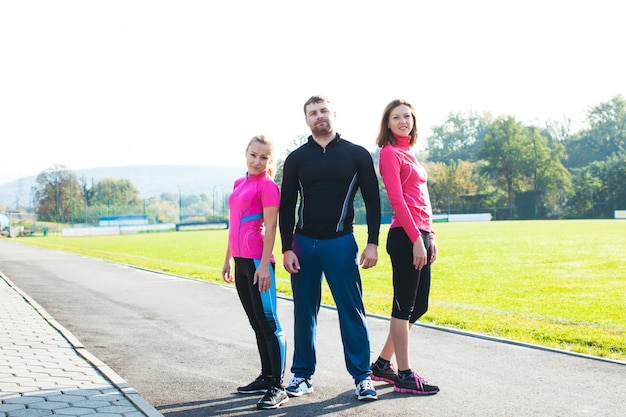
[370,99,440,395]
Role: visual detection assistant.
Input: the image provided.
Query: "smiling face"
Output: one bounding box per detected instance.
[388,104,414,137]
[246,140,272,176]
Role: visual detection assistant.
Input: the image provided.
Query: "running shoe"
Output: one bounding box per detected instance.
[394,372,439,395]
[355,377,378,401]
[370,361,397,384]
[257,385,289,409]
[237,375,271,394]
[285,376,314,397]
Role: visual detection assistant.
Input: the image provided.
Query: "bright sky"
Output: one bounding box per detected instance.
[1,0,624,185]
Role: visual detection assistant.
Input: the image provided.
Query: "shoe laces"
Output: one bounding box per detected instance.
[358,378,374,392]
[289,376,307,386]
[375,361,396,372]
[411,373,428,388]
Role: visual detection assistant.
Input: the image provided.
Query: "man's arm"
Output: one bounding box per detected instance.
[357,147,381,246]
[279,154,298,253]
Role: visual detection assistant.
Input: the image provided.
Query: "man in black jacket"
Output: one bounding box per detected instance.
[279,95,381,401]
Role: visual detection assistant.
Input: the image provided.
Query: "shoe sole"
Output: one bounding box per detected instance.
[371,374,395,385]
[357,394,378,401]
[286,387,314,397]
[257,396,289,409]
[237,389,268,394]
[394,386,439,395]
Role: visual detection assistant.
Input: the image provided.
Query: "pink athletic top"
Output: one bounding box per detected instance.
[227,171,280,261]
[379,134,433,243]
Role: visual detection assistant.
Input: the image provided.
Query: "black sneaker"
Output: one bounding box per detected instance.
[237,375,271,394]
[257,385,289,410]
[370,361,397,384]
[394,372,439,395]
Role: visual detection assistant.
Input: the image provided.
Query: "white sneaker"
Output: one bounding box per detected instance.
[285,376,314,397]
[355,377,378,401]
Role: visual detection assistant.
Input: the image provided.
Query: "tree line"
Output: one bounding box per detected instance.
[29,94,625,225]
[423,94,625,219]
[32,168,228,225]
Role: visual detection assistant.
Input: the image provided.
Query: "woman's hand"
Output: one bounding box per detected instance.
[413,237,427,270]
[429,235,438,265]
[222,261,233,283]
[254,264,271,293]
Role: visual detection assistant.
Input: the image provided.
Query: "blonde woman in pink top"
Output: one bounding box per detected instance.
[222,135,288,410]
[369,99,440,395]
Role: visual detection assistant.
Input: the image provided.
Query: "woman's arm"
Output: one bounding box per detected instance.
[255,205,278,293]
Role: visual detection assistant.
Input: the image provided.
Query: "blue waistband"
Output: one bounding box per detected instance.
[241,213,263,223]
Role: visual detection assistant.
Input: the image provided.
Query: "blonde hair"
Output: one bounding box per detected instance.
[246,135,276,178]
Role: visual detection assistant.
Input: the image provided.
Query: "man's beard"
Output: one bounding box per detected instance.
[311,121,332,136]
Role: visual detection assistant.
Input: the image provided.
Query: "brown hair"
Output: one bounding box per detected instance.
[246,135,276,178]
[303,94,332,114]
[375,99,418,148]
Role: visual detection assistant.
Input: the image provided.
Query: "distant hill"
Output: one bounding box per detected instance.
[0,165,245,209]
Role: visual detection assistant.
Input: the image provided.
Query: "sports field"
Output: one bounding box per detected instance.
[12,219,626,361]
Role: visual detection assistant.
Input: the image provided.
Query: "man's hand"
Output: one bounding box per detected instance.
[359,243,378,269]
[282,250,301,274]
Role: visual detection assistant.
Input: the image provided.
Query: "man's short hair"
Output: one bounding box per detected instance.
[303,95,332,114]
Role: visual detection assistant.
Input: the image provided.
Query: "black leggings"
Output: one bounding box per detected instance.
[234,257,286,385]
[386,228,432,323]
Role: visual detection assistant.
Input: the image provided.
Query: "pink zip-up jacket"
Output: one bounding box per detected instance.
[379,135,433,243]
[227,171,280,261]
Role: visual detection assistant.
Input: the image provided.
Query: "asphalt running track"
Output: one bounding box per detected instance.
[1,240,624,416]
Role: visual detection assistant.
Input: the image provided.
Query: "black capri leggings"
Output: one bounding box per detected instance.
[386,227,432,323]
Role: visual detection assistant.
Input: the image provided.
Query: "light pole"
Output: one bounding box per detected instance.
[221,187,226,221]
[178,187,183,224]
[212,185,217,221]
[70,175,74,226]
[55,170,59,232]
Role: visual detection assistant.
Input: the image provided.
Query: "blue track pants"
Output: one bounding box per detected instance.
[290,233,372,382]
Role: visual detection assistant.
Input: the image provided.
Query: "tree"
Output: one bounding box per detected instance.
[585,153,626,217]
[544,116,572,143]
[565,94,626,168]
[274,134,308,186]
[426,110,491,163]
[478,117,573,219]
[565,165,603,218]
[83,177,142,219]
[561,95,626,218]
[522,127,573,217]
[478,116,528,216]
[428,160,477,214]
[144,196,179,224]
[91,177,140,206]
[34,164,84,223]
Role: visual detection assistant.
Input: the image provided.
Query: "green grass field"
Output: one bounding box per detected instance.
[11,219,626,361]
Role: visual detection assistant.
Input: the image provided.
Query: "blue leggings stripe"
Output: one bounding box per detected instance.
[254,259,286,378]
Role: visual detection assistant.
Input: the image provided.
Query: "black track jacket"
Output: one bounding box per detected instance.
[279,134,381,253]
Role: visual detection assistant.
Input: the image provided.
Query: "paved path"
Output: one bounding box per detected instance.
[1,239,625,416]
[0,270,162,417]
